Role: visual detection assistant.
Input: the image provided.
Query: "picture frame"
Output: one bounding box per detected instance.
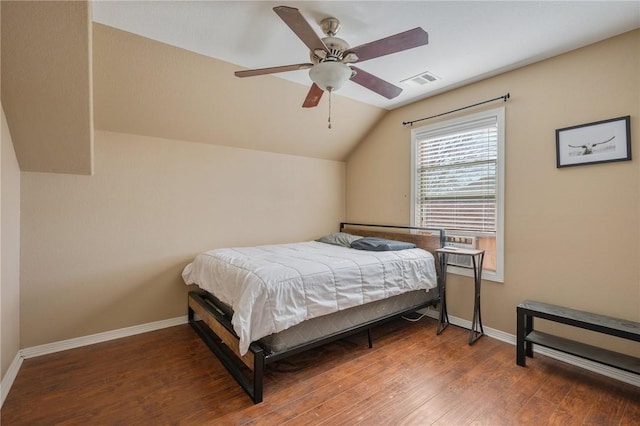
[556,115,631,168]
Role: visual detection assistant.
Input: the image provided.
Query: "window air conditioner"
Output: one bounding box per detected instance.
[444,236,477,268]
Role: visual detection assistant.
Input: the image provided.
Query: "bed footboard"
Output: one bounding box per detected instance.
[188,292,266,403]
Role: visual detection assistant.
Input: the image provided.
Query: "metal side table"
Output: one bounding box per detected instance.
[435,247,486,345]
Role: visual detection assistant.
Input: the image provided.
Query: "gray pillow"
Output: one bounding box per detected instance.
[350,237,416,251]
[316,232,362,248]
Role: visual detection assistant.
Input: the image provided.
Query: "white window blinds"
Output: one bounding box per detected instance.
[414,116,498,232]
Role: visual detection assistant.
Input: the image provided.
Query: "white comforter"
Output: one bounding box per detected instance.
[182,241,437,355]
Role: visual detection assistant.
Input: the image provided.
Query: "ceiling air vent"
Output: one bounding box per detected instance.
[401,71,440,87]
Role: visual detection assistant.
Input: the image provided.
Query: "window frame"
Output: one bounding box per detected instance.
[411,106,505,282]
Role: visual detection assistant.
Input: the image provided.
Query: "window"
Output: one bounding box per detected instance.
[411,107,504,282]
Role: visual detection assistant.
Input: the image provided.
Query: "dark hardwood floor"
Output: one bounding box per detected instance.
[2,317,638,425]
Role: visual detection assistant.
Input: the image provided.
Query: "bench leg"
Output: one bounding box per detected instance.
[516,307,526,366]
[525,315,533,358]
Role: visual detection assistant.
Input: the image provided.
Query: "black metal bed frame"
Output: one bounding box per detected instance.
[188,223,446,404]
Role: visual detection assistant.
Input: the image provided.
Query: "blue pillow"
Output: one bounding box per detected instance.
[350,237,416,251]
[316,232,362,248]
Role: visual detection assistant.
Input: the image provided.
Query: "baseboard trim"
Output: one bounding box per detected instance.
[0,352,24,408]
[20,316,188,359]
[3,309,638,409]
[421,307,516,345]
[425,308,640,387]
[1,315,188,409]
[422,307,639,387]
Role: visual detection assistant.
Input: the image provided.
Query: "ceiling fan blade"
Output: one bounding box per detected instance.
[235,63,313,78]
[273,6,328,53]
[349,66,402,99]
[345,27,428,63]
[302,83,324,108]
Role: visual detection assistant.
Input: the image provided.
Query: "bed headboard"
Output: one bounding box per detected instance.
[340,222,445,276]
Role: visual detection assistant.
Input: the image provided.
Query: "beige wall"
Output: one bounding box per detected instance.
[1,1,93,175]
[20,131,345,347]
[347,30,640,354]
[1,105,21,379]
[6,11,638,360]
[93,23,385,164]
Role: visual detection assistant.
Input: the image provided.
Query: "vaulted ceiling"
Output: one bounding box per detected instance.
[91,23,386,162]
[92,1,640,109]
[2,1,639,175]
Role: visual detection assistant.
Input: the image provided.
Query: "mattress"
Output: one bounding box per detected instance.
[260,288,437,354]
[182,241,438,355]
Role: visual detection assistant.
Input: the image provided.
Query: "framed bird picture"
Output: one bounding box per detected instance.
[556,116,631,168]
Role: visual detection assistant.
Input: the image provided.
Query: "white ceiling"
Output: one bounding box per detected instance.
[92,1,640,110]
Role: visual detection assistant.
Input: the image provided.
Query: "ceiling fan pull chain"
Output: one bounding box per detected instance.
[328,89,332,129]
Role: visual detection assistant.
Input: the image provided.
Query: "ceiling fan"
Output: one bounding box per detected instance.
[234,6,429,109]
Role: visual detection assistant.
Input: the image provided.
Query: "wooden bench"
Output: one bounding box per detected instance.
[516,300,640,375]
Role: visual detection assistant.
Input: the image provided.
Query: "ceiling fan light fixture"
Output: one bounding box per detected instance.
[309,61,352,92]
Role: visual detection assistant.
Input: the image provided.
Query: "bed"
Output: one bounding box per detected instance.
[183,223,445,403]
